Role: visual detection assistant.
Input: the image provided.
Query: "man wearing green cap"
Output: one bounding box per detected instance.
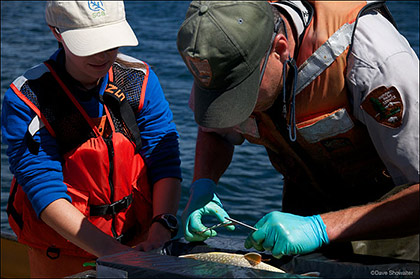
[177,1,419,261]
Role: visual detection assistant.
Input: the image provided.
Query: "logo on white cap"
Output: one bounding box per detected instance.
[88,1,106,18]
[88,1,105,11]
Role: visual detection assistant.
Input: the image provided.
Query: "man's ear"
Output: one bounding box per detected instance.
[48,25,63,42]
[272,33,290,63]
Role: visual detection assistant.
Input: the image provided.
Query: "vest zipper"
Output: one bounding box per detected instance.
[104,134,118,238]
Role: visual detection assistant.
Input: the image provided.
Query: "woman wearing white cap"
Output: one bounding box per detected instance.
[2,1,181,277]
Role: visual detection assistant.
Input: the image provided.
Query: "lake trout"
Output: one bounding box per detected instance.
[179,252,285,273]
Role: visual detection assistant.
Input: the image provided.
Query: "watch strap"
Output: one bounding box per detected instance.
[152,214,178,238]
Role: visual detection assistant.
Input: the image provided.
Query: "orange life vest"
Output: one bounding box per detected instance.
[241,1,395,215]
[7,55,153,258]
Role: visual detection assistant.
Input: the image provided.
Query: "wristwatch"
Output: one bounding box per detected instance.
[152,213,179,238]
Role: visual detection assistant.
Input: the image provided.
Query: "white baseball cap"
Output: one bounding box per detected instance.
[45,1,138,57]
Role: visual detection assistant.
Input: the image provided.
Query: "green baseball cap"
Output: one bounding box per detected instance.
[177,1,274,128]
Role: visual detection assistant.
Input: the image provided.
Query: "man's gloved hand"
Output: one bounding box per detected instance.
[182,179,235,242]
[244,211,329,258]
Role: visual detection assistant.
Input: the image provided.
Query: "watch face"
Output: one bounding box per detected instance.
[164,214,178,230]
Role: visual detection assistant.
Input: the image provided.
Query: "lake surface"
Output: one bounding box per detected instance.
[1,1,419,241]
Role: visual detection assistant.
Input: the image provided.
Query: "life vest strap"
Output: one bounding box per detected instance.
[89,193,133,216]
[296,22,355,95]
[102,82,142,153]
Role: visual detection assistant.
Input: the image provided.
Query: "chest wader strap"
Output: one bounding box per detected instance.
[89,193,133,216]
[102,82,142,153]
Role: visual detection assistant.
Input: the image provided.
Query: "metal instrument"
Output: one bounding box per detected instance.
[225,217,257,232]
[198,217,257,234]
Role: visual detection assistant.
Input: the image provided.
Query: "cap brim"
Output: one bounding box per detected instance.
[60,20,138,57]
[193,66,260,129]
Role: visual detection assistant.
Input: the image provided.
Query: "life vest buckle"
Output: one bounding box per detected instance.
[90,193,133,216]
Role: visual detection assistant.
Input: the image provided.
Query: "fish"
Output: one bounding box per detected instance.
[179,252,285,273]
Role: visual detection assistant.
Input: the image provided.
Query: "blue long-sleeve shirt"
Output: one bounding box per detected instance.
[1,49,182,217]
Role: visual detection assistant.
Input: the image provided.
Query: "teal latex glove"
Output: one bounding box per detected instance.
[244,211,329,258]
[182,179,235,242]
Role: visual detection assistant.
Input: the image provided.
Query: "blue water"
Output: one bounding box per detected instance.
[1,1,419,241]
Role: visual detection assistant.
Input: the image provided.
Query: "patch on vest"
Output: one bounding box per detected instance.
[361,86,403,128]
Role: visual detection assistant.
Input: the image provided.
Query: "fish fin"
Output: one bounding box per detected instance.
[301,271,321,277]
[244,252,262,266]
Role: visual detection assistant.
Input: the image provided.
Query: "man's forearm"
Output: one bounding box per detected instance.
[193,127,234,183]
[322,184,419,242]
[152,177,181,217]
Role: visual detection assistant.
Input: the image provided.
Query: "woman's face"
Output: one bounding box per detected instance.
[50,26,118,89]
[62,42,119,89]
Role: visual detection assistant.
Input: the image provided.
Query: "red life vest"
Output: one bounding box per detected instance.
[7,54,153,258]
[241,1,395,215]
